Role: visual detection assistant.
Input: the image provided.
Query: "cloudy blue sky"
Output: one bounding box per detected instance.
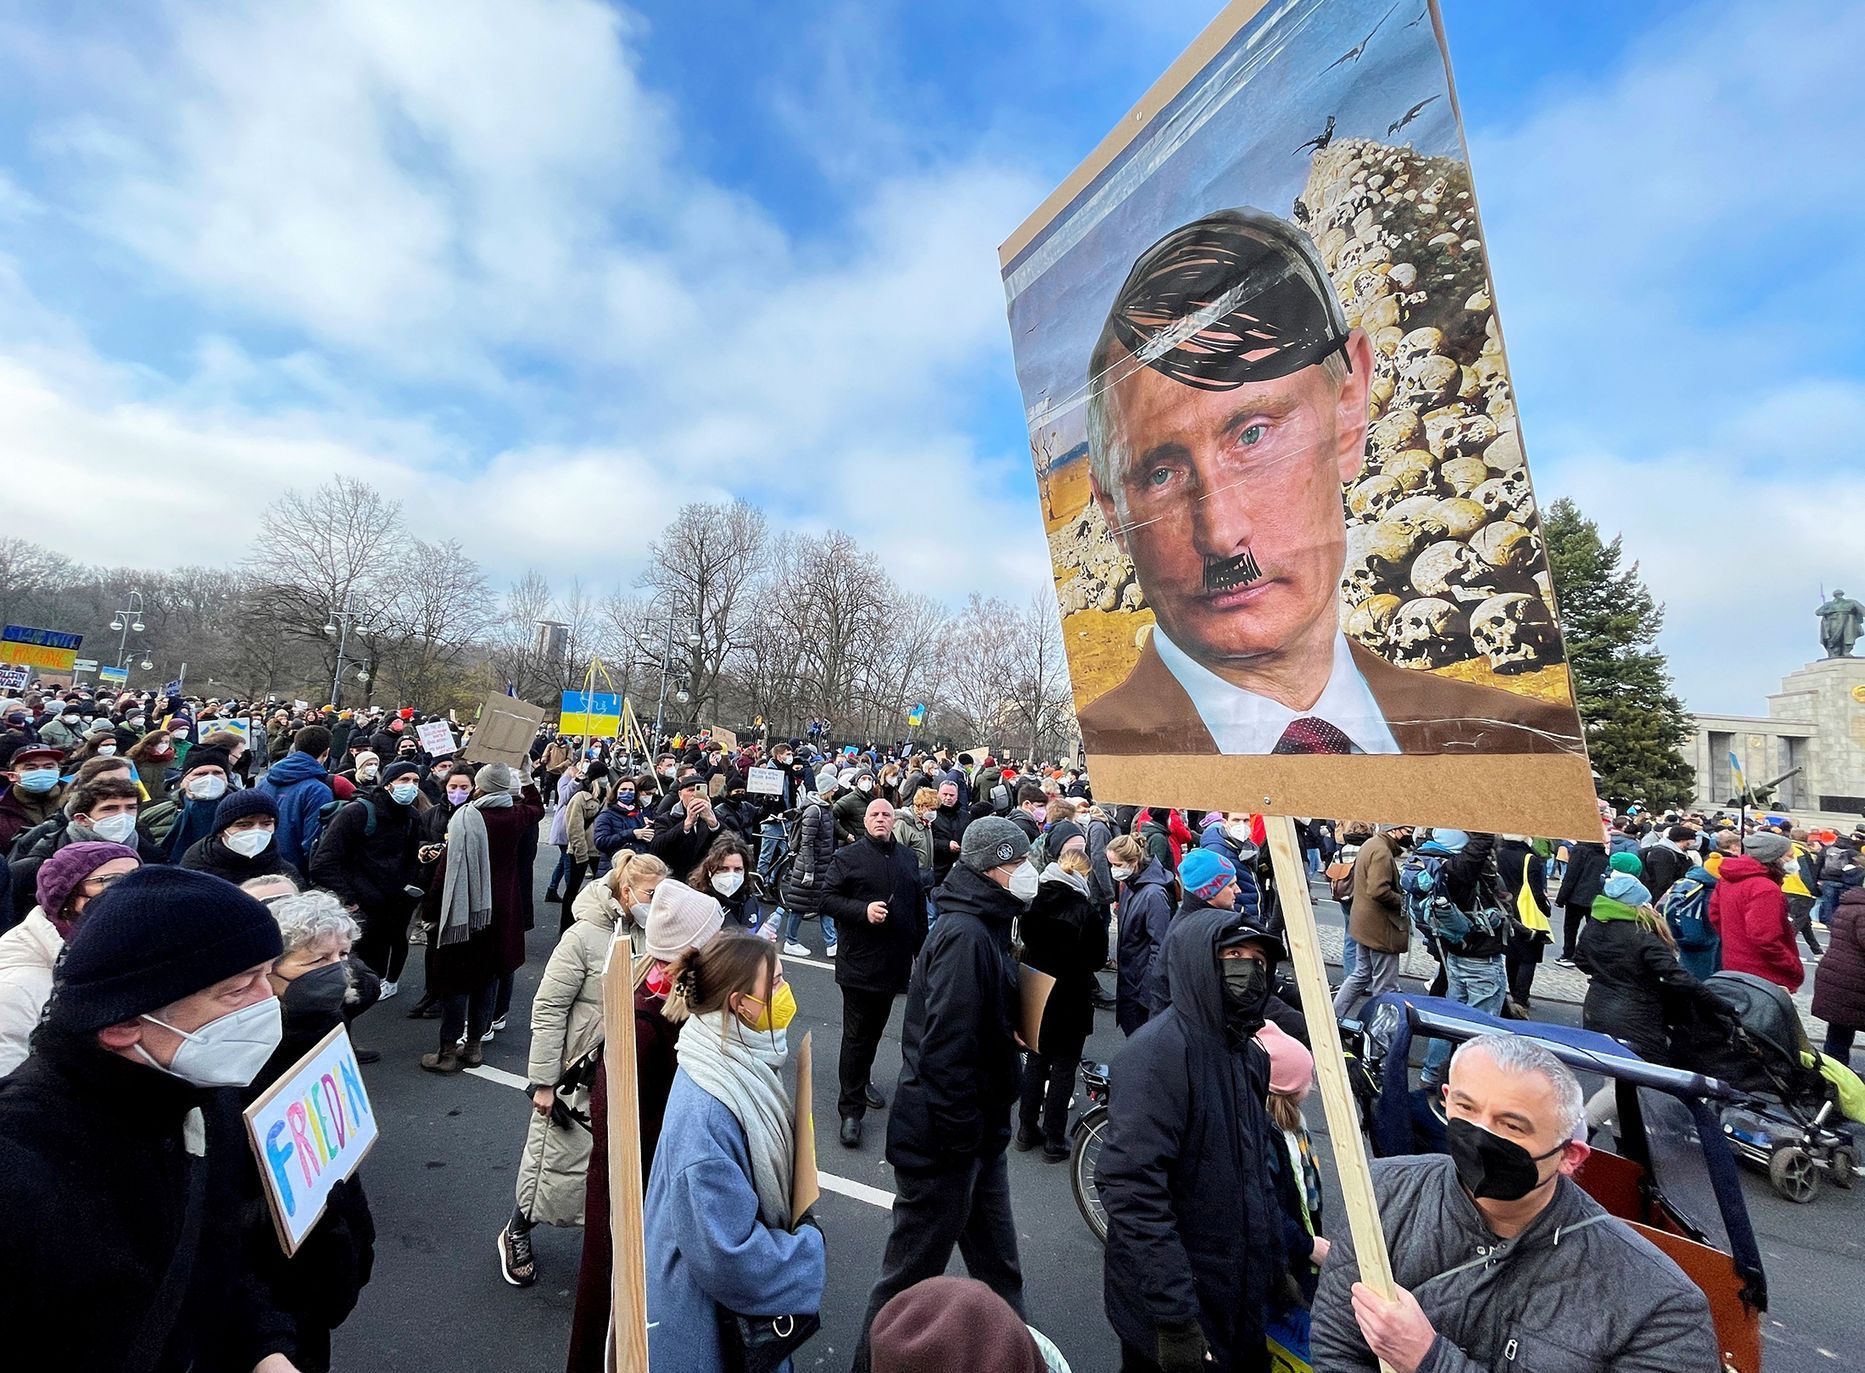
[2,0,1859,714]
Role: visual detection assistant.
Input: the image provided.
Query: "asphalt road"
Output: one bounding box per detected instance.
[332,848,1860,1372]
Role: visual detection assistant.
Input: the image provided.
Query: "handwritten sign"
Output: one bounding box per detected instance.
[0,666,27,692]
[417,719,457,756]
[746,766,786,797]
[243,1023,379,1255]
[2,624,81,672]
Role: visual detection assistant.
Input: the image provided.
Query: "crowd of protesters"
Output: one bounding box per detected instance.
[3,676,1859,1371]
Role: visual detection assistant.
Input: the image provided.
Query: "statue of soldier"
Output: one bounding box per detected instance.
[1818,589,1864,658]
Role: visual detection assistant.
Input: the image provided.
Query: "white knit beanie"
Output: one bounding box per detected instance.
[644,880,725,963]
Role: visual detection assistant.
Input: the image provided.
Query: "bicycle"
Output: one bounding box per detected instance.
[1069,1060,1112,1243]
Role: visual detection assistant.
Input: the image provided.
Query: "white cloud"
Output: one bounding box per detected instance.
[1465,0,1865,709]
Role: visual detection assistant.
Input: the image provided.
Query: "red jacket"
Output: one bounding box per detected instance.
[1708,855,1804,992]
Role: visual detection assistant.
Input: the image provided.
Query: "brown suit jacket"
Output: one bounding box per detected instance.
[1077,634,1582,757]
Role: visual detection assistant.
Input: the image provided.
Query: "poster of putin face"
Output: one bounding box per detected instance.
[1000,0,1596,835]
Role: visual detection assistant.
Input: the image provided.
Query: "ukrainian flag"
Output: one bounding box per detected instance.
[906,703,927,728]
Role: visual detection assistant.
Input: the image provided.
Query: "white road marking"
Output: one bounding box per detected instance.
[462,1044,896,1209]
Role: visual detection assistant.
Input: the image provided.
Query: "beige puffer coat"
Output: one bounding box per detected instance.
[514,880,617,1227]
[0,908,61,1076]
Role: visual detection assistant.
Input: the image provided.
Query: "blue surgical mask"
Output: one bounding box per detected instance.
[389,781,420,805]
[16,768,58,794]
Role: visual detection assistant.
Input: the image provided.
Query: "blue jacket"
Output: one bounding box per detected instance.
[592,799,648,869]
[256,752,335,871]
[1116,860,1175,1035]
[1196,824,1262,921]
[644,1072,826,1373]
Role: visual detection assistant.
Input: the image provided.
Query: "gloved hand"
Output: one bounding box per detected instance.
[1155,1318,1209,1373]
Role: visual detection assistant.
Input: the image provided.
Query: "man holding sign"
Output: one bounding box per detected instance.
[0,867,306,1372]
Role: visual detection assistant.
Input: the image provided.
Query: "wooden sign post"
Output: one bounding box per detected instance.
[601,938,650,1372]
[1264,816,1397,1371]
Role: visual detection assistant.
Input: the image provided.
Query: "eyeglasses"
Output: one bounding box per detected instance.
[82,872,129,892]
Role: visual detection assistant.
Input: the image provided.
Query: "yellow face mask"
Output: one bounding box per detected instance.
[741,979,797,1033]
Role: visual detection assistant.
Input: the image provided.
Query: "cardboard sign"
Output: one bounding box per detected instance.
[997,0,1596,837]
[416,719,457,756]
[746,765,787,797]
[461,692,546,769]
[704,725,737,751]
[601,936,650,1370]
[243,1023,379,1256]
[0,665,27,691]
[1,624,81,672]
[1018,964,1056,1056]
[790,1029,820,1224]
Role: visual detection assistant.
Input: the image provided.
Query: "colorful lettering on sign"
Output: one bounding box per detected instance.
[264,1121,298,1217]
[286,1101,318,1188]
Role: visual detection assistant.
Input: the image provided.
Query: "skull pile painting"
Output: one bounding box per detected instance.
[999,0,1596,834]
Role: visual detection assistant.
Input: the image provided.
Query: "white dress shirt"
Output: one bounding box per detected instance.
[1151,627,1400,756]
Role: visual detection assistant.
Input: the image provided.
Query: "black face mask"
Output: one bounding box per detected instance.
[1447,1117,1566,1201]
[1219,957,1269,1039]
[280,960,351,1025]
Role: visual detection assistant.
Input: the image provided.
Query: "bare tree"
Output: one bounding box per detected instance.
[639,500,769,723]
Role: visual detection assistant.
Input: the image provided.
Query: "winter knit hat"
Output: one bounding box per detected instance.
[1257,1020,1315,1098]
[212,788,278,834]
[178,747,232,779]
[1179,846,1237,901]
[36,841,140,926]
[1602,872,1651,907]
[474,762,514,793]
[1608,851,1644,876]
[382,760,422,785]
[47,867,283,1033]
[1427,828,1469,853]
[352,750,380,771]
[644,880,725,963]
[961,816,1029,873]
[1743,832,1791,865]
[815,765,840,795]
[870,1276,1041,1373]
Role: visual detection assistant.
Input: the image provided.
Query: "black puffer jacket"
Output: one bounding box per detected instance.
[886,862,1020,1173]
[820,834,927,995]
[1556,840,1609,908]
[308,791,423,915]
[1019,866,1104,1063]
[1101,907,1283,1368]
[930,803,966,883]
[779,799,837,917]
[1116,860,1175,1035]
[1574,908,1728,1063]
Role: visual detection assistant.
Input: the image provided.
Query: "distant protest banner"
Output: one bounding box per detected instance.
[746,765,786,797]
[0,666,27,692]
[98,665,128,686]
[998,0,1595,836]
[244,1024,378,1255]
[1,624,82,673]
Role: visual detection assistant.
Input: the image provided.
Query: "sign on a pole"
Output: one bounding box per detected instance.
[560,691,622,738]
[997,0,1595,836]
[1,625,82,673]
[243,1024,378,1255]
[98,665,129,686]
[416,719,457,756]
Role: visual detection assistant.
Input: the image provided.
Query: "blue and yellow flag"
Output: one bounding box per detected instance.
[906,702,927,728]
[1729,750,1746,797]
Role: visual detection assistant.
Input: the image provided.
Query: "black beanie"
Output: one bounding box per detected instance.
[47,868,284,1033]
[381,760,421,785]
[211,787,278,834]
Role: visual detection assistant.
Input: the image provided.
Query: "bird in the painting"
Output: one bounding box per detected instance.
[1325,0,1401,70]
[1387,95,1440,136]
[1293,114,1336,156]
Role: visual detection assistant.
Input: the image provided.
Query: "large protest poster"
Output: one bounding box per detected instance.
[244,1023,378,1255]
[999,0,1595,836]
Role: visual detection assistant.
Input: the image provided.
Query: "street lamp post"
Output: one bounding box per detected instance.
[323,604,368,709]
[109,591,147,681]
[649,603,702,746]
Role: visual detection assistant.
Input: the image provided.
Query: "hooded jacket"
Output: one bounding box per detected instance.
[1573,901,1727,1064]
[1101,907,1283,1368]
[1115,859,1175,1035]
[820,833,927,995]
[0,908,60,1076]
[886,862,1021,1173]
[1311,1155,1718,1372]
[1708,854,1803,992]
[256,751,335,871]
[779,796,837,917]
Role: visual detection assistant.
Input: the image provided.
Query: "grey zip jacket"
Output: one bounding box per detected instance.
[1312,1155,1719,1372]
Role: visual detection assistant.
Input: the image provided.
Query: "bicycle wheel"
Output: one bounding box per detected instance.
[1072,1105,1110,1243]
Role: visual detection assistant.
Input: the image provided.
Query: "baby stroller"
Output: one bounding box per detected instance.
[1682,970,1856,1202]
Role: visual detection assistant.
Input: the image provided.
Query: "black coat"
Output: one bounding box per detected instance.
[0,1031,294,1370]
[1019,869,1102,1062]
[1101,908,1284,1368]
[886,862,1020,1173]
[1556,841,1609,908]
[307,791,423,916]
[1573,912,1726,1063]
[930,803,966,882]
[820,835,927,995]
[779,800,837,916]
[647,808,723,882]
[8,817,166,917]
[1640,844,1691,903]
[180,832,304,888]
[1116,860,1175,1035]
[1812,887,1865,1030]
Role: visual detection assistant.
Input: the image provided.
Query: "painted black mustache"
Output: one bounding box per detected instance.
[1204,550,1264,593]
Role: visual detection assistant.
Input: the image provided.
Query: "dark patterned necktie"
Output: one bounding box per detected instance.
[1271,716,1355,755]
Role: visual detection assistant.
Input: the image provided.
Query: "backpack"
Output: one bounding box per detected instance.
[1399,850,1504,949]
[312,796,377,851]
[1660,875,1716,952]
[1327,856,1355,903]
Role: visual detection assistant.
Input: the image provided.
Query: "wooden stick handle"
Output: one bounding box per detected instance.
[603,939,650,1371]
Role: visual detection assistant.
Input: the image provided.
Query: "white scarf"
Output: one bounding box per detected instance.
[677,1009,794,1228]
